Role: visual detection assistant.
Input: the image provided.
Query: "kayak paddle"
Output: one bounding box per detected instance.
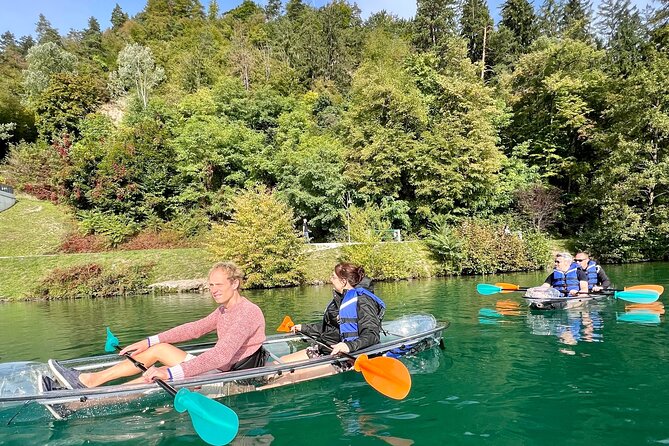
[477,282,664,298]
[616,311,662,324]
[276,316,412,400]
[105,328,239,446]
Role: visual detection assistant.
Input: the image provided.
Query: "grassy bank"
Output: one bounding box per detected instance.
[0,195,75,257]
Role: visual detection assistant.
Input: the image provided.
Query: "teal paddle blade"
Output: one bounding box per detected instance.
[614,290,660,304]
[616,311,661,324]
[104,327,120,353]
[477,284,503,295]
[174,388,239,446]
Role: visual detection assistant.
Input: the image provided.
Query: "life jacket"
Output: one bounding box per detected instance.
[551,262,580,296]
[585,260,600,291]
[339,287,386,342]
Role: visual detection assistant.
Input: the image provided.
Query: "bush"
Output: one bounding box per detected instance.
[1,140,69,201]
[207,187,305,288]
[339,205,437,280]
[30,262,154,299]
[59,233,108,253]
[424,218,552,274]
[77,210,139,247]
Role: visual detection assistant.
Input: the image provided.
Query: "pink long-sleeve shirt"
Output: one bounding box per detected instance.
[148,297,265,380]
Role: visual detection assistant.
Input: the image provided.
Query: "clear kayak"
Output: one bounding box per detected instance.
[0,314,446,421]
[524,287,608,310]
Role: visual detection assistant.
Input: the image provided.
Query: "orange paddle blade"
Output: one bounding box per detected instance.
[495,283,521,294]
[625,285,665,295]
[277,315,295,332]
[353,354,411,400]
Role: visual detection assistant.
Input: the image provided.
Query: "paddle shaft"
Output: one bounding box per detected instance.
[294,329,358,362]
[114,345,177,397]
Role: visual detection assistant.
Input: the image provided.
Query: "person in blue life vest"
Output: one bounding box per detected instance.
[574,251,611,292]
[282,262,385,360]
[540,252,589,297]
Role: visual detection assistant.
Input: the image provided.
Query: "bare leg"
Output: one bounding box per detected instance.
[79,344,188,388]
[276,349,310,364]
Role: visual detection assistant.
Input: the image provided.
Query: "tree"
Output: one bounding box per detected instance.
[499,0,538,52]
[560,0,592,41]
[265,0,281,21]
[208,0,220,20]
[207,187,305,288]
[109,44,165,109]
[82,17,103,54]
[35,14,60,45]
[413,0,457,50]
[111,3,129,30]
[460,0,493,64]
[22,42,77,106]
[34,72,107,141]
[515,183,563,230]
[538,0,562,37]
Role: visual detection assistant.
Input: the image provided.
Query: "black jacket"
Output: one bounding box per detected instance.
[300,277,384,352]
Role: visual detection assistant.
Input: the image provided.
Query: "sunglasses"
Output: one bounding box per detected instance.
[575,258,587,262]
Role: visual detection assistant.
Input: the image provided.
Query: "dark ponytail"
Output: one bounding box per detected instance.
[334,262,365,287]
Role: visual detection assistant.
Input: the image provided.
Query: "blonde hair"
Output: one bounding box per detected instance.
[208,261,245,286]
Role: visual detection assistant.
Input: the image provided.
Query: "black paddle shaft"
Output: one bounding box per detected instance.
[295,329,358,362]
[114,345,177,397]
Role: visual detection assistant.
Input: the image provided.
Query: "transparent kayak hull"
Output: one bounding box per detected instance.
[0,314,446,421]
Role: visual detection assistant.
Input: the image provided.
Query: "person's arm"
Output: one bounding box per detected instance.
[573,270,589,296]
[541,274,552,287]
[148,307,219,346]
[598,268,611,288]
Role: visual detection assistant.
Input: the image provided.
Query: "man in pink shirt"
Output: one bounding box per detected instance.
[48,262,266,389]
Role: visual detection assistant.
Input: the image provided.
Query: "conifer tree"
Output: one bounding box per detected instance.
[460,0,493,64]
[413,0,457,50]
[35,14,60,45]
[499,0,538,50]
[538,0,561,36]
[560,0,592,41]
[111,4,129,31]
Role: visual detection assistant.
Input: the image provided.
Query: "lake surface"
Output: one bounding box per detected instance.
[1,262,669,445]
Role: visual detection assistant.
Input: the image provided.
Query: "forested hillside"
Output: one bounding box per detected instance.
[1,0,668,264]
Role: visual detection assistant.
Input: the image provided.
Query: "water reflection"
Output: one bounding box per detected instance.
[617,301,665,324]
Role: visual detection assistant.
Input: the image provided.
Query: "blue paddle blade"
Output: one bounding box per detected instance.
[479,308,503,317]
[616,311,662,324]
[614,290,660,304]
[477,284,503,295]
[174,388,239,445]
[104,327,120,353]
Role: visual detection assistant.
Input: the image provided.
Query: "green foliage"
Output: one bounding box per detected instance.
[30,262,153,299]
[456,219,551,274]
[207,187,305,288]
[34,72,107,141]
[22,42,77,106]
[77,210,140,247]
[424,217,464,274]
[109,43,165,108]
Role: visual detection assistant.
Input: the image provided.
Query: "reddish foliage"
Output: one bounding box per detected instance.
[118,229,194,251]
[59,233,108,253]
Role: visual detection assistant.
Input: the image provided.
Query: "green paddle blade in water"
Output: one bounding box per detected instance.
[174,388,239,446]
[476,284,503,295]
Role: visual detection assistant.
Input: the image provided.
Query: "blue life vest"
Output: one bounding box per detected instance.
[551,263,580,296]
[339,287,386,342]
[585,260,599,290]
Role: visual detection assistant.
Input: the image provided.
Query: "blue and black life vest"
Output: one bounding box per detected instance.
[339,287,386,342]
[585,260,599,291]
[551,263,580,296]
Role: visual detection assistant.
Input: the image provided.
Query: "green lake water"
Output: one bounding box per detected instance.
[1,262,669,445]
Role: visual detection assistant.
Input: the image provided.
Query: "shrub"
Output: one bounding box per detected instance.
[339,205,437,280]
[59,233,108,253]
[77,210,139,247]
[424,218,552,274]
[207,187,305,288]
[30,262,154,299]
